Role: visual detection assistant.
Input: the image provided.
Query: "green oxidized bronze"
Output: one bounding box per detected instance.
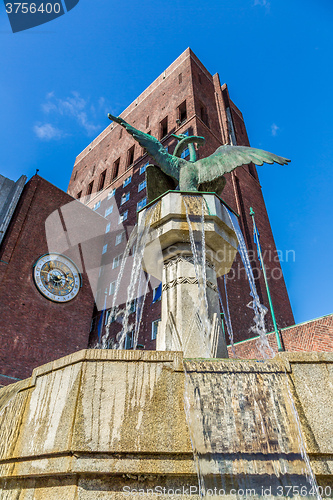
[108,114,290,202]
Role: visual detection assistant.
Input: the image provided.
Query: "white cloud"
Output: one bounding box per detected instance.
[40,91,103,135]
[253,0,270,10]
[33,123,63,140]
[271,123,279,136]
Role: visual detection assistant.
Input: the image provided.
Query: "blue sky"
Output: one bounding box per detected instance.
[1,0,332,324]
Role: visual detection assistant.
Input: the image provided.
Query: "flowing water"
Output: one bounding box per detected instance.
[226,210,274,359]
[101,204,157,349]
[184,360,322,499]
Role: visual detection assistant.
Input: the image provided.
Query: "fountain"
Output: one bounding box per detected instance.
[0,118,332,499]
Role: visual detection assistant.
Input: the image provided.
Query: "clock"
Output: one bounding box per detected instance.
[33,253,81,303]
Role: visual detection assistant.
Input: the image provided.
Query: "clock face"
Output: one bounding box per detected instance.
[33,253,81,303]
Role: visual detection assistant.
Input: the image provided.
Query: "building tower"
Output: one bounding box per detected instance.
[67,48,294,349]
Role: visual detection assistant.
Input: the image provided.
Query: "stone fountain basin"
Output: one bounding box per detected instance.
[0,350,333,498]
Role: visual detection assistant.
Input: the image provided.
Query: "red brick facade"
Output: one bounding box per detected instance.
[0,175,104,384]
[67,48,294,348]
[228,314,333,359]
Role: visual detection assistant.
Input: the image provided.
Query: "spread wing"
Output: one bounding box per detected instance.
[196,144,290,184]
[108,114,179,182]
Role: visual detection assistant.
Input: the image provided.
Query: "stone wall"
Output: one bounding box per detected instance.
[0,349,332,498]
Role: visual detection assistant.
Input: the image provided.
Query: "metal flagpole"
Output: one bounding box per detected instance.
[249,207,284,352]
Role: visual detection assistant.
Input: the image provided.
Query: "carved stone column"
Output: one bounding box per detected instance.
[139,192,238,359]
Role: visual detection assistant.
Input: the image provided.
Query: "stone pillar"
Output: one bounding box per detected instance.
[140,193,238,359]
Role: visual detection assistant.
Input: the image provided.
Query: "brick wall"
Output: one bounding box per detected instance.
[0,175,105,383]
[228,314,333,359]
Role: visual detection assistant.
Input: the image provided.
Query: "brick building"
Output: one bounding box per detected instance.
[0,175,105,384]
[68,48,295,350]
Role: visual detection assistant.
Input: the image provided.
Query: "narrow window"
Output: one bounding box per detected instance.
[109,281,116,296]
[105,223,111,233]
[92,165,96,176]
[93,201,101,211]
[178,101,187,123]
[159,117,168,139]
[138,180,146,192]
[121,192,130,205]
[116,231,125,245]
[146,116,149,128]
[123,175,132,187]
[137,197,147,211]
[112,158,120,181]
[198,73,202,85]
[178,73,182,84]
[86,181,94,198]
[76,191,82,199]
[102,244,108,254]
[200,103,209,127]
[152,319,161,340]
[74,170,78,181]
[98,169,107,191]
[105,205,113,217]
[127,145,135,167]
[108,188,116,199]
[118,210,128,224]
[125,332,133,349]
[153,285,162,302]
[119,128,123,139]
[112,254,123,269]
[140,162,148,175]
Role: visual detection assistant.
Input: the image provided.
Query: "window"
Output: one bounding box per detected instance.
[118,211,128,224]
[93,201,101,211]
[130,299,136,314]
[98,170,107,191]
[152,319,161,340]
[153,284,162,302]
[105,310,111,325]
[105,223,111,233]
[76,191,82,199]
[121,192,130,205]
[178,72,182,84]
[108,188,116,199]
[116,231,125,245]
[112,158,120,181]
[146,116,149,128]
[112,254,123,269]
[125,332,133,349]
[99,265,104,277]
[123,175,131,188]
[127,145,135,167]
[160,116,168,139]
[119,128,123,139]
[178,101,187,123]
[165,146,169,153]
[109,280,116,295]
[138,180,146,192]
[200,103,209,127]
[198,73,202,85]
[140,162,149,175]
[105,205,113,217]
[137,198,147,211]
[86,181,94,198]
[102,244,108,254]
[181,148,190,159]
[73,170,78,181]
